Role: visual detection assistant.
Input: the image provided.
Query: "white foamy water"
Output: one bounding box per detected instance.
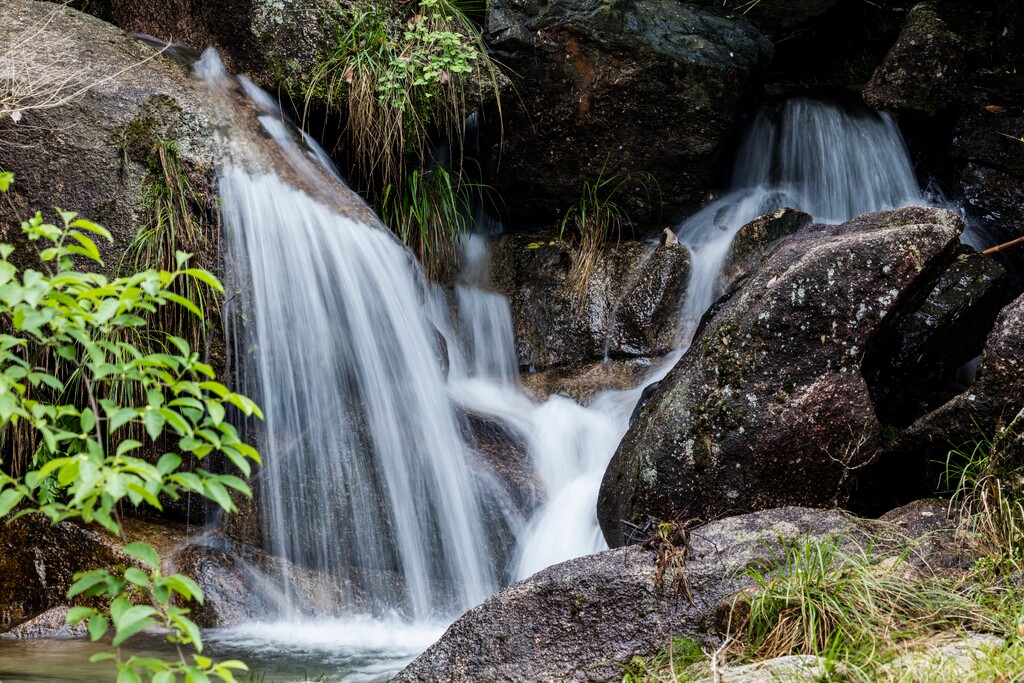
[677,97,928,331]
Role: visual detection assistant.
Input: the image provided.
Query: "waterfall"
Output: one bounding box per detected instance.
[199,51,497,621]
[677,97,927,331]
[192,46,934,677]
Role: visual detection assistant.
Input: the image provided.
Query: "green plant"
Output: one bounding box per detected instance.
[119,137,215,351]
[302,0,503,277]
[559,169,653,298]
[378,163,482,280]
[732,537,983,663]
[0,176,262,682]
[942,421,1024,576]
[306,0,497,193]
[619,637,706,683]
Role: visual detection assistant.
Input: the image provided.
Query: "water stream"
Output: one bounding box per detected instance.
[2,63,944,682]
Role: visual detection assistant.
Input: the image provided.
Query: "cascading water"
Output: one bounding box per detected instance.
[676,97,928,330]
[199,51,497,625]
[188,53,937,679]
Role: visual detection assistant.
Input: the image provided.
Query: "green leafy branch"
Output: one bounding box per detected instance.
[0,177,262,682]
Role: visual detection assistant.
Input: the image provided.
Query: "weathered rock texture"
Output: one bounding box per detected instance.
[106,0,335,90]
[720,209,813,294]
[0,516,127,631]
[691,0,842,41]
[394,507,868,683]
[898,292,1024,477]
[0,0,228,523]
[0,515,187,634]
[0,0,216,271]
[598,206,963,546]
[481,0,773,227]
[489,235,690,371]
[863,2,966,117]
[865,247,1009,427]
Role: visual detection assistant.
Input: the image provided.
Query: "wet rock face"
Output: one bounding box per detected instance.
[488,235,690,371]
[0,1,228,524]
[597,206,963,547]
[864,247,1010,428]
[481,0,772,227]
[690,0,841,41]
[106,0,336,90]
[897,292,1024,478]
[0,0,216,271]
[863,2,966,118]
[720,209,813,294]
[394,507,867,683]
[0,516,129,631]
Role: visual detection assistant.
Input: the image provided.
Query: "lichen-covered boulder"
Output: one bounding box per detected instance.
[394,507,867,683]
[481,0,773,227]
[863,2,966,117]
[488,235,690,371]
[598,206,963,546]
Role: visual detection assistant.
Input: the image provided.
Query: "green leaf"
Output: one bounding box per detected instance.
[65,606,94,625]
[156,453,182,475]
[124,567,150,587]
[111,604,158,646]
[68,571,107,598]
[87,614,109,641]
[0,171,13,191]
[0,488,25,516]
[110,408,137,434]
[153,671,175,683]
[124,542,160,570]
[116,666,143,683]
[164,574,203,603]
[207,400,225,426]
[143,409,166,441]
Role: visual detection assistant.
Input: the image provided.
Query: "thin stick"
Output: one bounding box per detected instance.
[981,235,1024,255]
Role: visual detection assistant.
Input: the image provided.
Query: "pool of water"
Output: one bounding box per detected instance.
[0,618,447,683]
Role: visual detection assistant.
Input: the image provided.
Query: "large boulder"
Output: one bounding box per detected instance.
[0,0,216,270]
[481,0,773,227]
[863,2,966,118]
[0,516,128,631]
[719,208,813,294]
[952,105,1024,267]
[488,235,691,371]
[690,0,842,42]
[0,0,228,523]
[0,515,188,634]
[864,247,1010,428]
[394,507,868,683]
[598,206,963,546]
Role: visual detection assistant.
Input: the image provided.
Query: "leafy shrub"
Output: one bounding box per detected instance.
[0,174,261,682]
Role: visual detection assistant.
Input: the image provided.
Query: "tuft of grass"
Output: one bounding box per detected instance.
[730,537,990,663]
[378,164,475,281]
[620,637,706,683]
[944,421,1024,576]
[558,169,655,299]
[118,137,216,352]
[299,0,504,278]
